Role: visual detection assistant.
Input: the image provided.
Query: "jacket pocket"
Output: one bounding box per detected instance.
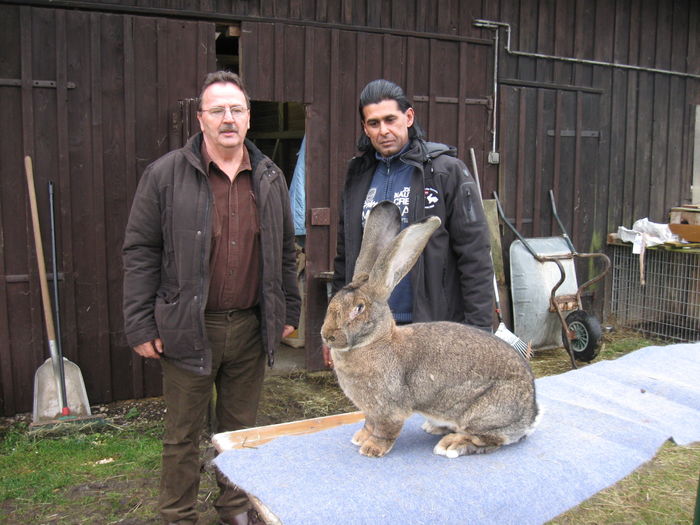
[460,182,478,223]
[154,294,194,357]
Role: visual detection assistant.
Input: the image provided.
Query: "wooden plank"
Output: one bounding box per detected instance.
[274,23,284,101]
[533,89,544,237]
[356,32,382,88]
[284,24,305,102]
[63,9,96,406]
[517,0,537,81]
[551,89,562,233]
[665,1,690,208]
[515,88,526,231]
[591,0,614,257]
[572,91,582,243]
[649,72,671,222]
[212,411,364,452]
[254,23,275,101]
[132,15,162,399]
[0,4,21,415]
[87,12,112,402]
[552,0,573,84]
[572,0,594,87]
[303,26,314,103]
[535,0,555,81]
[382,33,405,88]
[633,71,653,222]
[557,90,576,239]
[579,92,601,257]
[391,0,410,31]
[498,85,517,211]
[122,15,142,399]
[101,13,130,402]
[304,27,332,371]
[55,8,79,374]
[457,41,468,161]
[20,6,45,406]
[539,88,556,236]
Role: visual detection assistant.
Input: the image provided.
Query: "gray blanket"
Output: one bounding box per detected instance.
[214,343,700,524]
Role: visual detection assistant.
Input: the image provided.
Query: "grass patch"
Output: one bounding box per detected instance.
[551,441,700,524]
[0,425,162,505]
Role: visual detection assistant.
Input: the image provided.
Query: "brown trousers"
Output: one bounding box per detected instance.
[158,308,266,524]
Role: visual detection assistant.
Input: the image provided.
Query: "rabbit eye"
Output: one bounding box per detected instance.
[349,303,364,320]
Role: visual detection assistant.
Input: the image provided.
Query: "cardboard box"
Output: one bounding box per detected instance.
[669,206,700,225]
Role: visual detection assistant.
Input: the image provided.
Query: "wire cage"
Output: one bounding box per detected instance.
[609,243,700,342]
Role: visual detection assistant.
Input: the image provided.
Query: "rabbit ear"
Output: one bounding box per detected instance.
[367,215,441,300]
[352,201,402,281]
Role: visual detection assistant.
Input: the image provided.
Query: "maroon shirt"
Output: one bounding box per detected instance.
[202,142,260,311]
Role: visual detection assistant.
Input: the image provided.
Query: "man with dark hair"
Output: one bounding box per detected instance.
[123,70,300,524]
[325,79,494,365]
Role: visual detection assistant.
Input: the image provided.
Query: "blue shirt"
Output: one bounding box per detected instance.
[362,144,413,322]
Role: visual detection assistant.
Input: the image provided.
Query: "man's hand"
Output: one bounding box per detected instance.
[133,338,163,359]
[282,325,295,339]
[322,344,334,368]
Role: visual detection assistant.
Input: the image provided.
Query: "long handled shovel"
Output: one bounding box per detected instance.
[48,181,69,415]
[468,149,530,359]
[25,156,93,424]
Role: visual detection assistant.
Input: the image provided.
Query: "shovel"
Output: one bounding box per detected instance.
[25,156,92,423]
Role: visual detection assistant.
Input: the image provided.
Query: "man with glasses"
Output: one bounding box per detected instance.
[123,71,300,525]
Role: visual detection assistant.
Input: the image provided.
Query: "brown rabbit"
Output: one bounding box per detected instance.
[321,201,538,458]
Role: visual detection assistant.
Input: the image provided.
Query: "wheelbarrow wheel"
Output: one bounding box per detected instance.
[562,310,602,362]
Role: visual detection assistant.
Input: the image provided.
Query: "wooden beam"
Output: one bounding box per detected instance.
[212,411,364,453]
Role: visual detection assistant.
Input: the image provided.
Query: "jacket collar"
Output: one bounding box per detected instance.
[183,133,275,180]
[356,138,457,170]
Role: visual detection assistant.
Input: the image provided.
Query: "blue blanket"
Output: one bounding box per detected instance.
[214,343,700,524]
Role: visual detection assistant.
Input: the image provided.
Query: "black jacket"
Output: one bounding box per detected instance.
[123,133,300,373]
[332,138,494,330]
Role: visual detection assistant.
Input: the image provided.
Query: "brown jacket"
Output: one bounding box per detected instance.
[123,133,300,373]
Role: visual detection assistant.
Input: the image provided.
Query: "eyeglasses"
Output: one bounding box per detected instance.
[200,105,249,119]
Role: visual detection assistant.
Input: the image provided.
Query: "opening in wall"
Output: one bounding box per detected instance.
[216,24,240,73]
[248,101,305,186]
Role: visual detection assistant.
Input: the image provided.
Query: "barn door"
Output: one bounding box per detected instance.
[498,84,603,308]
[0,4,215,416]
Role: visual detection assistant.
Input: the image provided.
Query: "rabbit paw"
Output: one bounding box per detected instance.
[433,433,501,458]
[351,425,372,446]
[359,436,395,457]
[421,420,453,435]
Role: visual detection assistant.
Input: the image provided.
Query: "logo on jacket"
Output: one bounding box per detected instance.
[424,187,439,209]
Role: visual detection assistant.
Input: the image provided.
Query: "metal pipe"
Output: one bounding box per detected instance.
[491,27,499,161]
[473,18,700,80]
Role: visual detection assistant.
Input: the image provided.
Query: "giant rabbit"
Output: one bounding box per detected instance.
[321,201,539,458]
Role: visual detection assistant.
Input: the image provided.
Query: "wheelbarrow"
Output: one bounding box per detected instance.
[494,190,611,368]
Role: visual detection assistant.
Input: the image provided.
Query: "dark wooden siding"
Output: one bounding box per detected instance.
[489,0,699,316]
[240,22,494,368]
[1,0,698,414]
[0,4,215,415]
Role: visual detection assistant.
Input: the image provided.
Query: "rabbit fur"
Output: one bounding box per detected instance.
[322,201,538,458]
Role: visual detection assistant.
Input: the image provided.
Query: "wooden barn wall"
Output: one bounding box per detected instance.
[492,0,699,317]
[0,4,215,415]
[239,21,494,368]
[1,0,698,413]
